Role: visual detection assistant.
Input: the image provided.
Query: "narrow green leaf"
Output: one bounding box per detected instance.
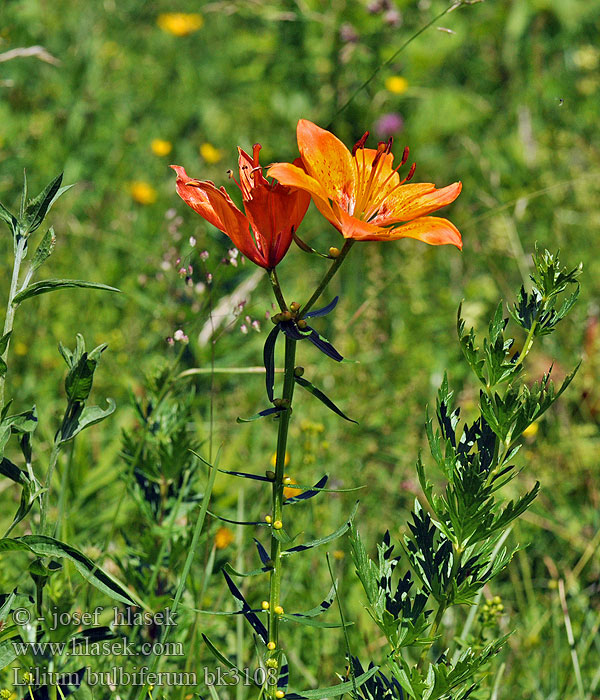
[280,615,348,629]
[202,634,259,686]
[13,279,120,305]
[282,502,359,556]
[288,666,379,699]
[295,376,357,423]
[237,406,283,423]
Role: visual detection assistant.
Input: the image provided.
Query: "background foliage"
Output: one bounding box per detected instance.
[1,1,599,698]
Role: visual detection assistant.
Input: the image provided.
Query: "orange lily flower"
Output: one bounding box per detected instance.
[267,119,462,248]
[171,144,310,269]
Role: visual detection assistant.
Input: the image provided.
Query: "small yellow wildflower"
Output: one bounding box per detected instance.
[283,478,302,500]
[270,451,290,469]
[385,76,409,95]
[129,181,157,205]
[523,422,539,439]
[157,13,204,37]
[1,690,13,700]
[573,45,599,71]
[214,526,234,549]
[200,142,223,164]
[151,138,172,156]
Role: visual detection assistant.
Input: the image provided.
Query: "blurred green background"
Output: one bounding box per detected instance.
[1,0,599,697]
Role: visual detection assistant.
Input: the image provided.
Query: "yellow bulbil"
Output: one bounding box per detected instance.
[267,641,276,651]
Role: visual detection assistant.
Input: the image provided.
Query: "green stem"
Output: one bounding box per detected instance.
[269,268,288,311]
[299,239,354,318]
[40,440,61,534]
[266,335,297,696]
[514,318,538,369]
[0,235,27,407]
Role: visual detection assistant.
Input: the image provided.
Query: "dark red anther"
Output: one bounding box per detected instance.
[405,162,416,182]
[400,146,409,167]
[386,137,393,154]
[352,131,370,156]
[252,143,262,166]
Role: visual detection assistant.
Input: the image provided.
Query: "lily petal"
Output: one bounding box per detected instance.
[201,183,270,267]
[375,182,463,225]
[170,165,224,232]
[267,161,338,227]
[296,119,355,204]
[385,216,463,249]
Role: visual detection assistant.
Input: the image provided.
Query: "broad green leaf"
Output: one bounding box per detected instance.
[22,173,63,234]
[14,535,140,606]
[13,279,120,305]
[59,399,116,443]
[0,638,18,668]
[0,202,17,234]
[30,227,57,272]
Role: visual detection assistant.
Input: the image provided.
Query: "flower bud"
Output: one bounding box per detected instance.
[274,605,284,615]
[290,302,300,313]
[328,246,341,258]
[297,319,308,330]
[261,601,270,610]
[267,641,276,651]
[266,470,276,481]
[276,691,285,698]
[294,366,304,377]
[273,520,283,530]
[265,515,272,524]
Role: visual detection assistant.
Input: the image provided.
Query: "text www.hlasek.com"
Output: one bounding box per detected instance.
[12,637,184,657]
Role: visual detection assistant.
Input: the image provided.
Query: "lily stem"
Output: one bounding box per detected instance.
[267,334,297,696]
[0,235,27,407]
[299,239,354,317]
[269,268,288,312]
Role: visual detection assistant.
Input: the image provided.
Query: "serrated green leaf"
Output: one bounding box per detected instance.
[13,279,120,305]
